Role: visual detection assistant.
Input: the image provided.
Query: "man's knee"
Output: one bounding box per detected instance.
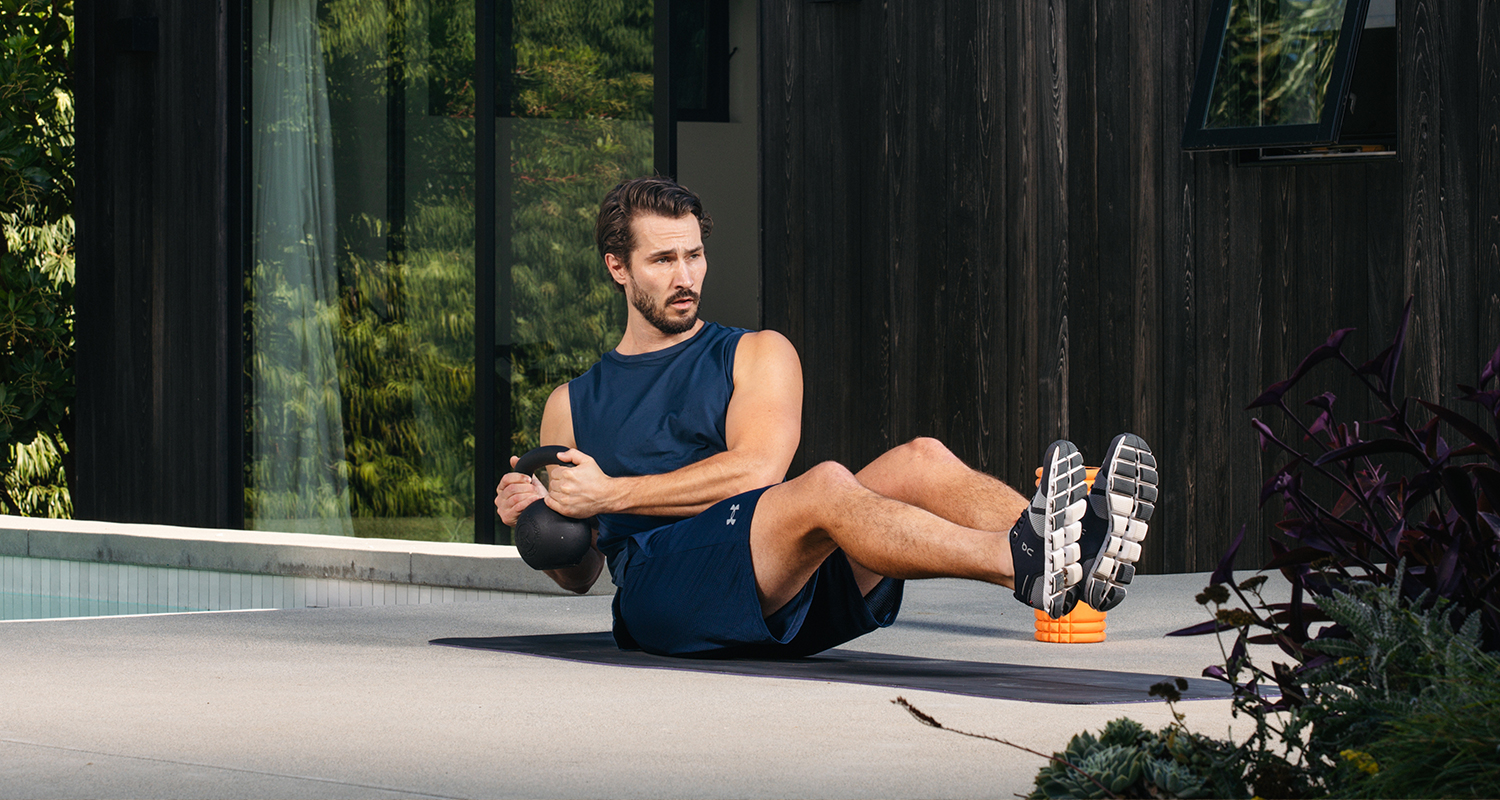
[775,461,865,519]
[750,465,858,576]
[801,460,862,495]
[895,436,961,466]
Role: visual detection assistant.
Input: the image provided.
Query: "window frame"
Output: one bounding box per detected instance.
[1182,0,1373,151]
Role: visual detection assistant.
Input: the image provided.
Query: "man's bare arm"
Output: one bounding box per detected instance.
[541,329,802,519]
[495,385,605,593]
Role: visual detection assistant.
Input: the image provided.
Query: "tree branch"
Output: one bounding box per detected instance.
[891,697,1117,800]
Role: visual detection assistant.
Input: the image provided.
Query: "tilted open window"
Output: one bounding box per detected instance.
[1182,0,1397,162]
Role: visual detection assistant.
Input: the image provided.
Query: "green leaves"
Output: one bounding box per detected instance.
[0,1,74,516]
[245,0,650,537]
[1027,717,1250,800]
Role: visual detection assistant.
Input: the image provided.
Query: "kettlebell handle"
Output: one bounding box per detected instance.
[510,445,593,571]
[514,445,571,476]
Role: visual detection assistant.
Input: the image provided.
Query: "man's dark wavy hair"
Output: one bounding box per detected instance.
[594,176,713,293]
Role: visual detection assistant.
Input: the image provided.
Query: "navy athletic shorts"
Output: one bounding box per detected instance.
[608,486,904,658]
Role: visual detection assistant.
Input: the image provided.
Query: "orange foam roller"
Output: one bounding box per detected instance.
[1034,602,1107,643]
[1032,466,1106,643]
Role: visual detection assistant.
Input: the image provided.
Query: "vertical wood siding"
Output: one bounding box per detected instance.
[761,0,1500,572]
[75,1,239,527]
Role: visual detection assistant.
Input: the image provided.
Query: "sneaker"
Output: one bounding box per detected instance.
[1077,433,1157,612]
[1009,440,1089,618]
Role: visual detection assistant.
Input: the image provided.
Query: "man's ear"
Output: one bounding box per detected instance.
[604,252,629,288]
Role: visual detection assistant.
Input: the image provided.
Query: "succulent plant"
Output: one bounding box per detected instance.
[1145,759,1210,799]
[1025,717,1242,800]
[1032,743,1143,799]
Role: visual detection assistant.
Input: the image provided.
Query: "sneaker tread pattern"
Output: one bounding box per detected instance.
[1081,433,1156,612]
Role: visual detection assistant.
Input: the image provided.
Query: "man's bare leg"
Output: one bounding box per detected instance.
[747,445,1025,616]
[837,437,1029,595]
[854,437,1028,533]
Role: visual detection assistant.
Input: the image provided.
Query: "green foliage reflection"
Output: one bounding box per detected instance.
[1206,0,1346,129]
[508,0,651,455]
[246,0,650,540]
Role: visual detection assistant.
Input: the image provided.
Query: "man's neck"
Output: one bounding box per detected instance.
[614,317,706,356]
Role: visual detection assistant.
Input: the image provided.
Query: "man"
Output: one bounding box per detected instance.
[495,176,1157,658]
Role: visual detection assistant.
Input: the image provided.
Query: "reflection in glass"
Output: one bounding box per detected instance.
[248,0,352,536]
[247,0,653,542]
[506,1,653,456]
[1205,0,1347,129]
[249,0,477,541]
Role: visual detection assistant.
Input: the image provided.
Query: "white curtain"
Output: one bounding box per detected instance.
[249,0,352,535]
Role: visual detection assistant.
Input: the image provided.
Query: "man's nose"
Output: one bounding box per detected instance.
[670,256,694,287]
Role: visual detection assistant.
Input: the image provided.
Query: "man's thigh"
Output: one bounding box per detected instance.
[615,488,774,655]
[748,465,894,609]
[614,486,902,657]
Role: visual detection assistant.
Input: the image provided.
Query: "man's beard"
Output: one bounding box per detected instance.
[629,278,700,335]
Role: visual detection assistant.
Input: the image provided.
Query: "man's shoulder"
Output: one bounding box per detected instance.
[735,328,796,358]
[730,328,801,383]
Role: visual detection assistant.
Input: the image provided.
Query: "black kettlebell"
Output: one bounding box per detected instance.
[511,445,594,570]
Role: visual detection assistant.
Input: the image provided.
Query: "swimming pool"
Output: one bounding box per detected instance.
[2,591,205,620]
[1,554,527,621]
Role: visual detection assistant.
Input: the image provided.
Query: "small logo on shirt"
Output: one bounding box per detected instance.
[726,504,740,526]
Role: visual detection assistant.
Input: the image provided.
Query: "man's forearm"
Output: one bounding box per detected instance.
[606,450,784,517]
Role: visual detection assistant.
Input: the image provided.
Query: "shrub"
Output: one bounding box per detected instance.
[1025,712,1252,800]
[923,298,1500,798]
[0,0,76,515]
[1167,297,1500,797]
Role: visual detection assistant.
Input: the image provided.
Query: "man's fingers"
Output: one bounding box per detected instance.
[497,490,545,526]
[555,448,596,468]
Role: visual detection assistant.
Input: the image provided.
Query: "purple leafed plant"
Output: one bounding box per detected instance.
[1172,296,1500,702]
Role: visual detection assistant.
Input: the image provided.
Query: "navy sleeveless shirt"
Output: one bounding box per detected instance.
[569,322,750,565]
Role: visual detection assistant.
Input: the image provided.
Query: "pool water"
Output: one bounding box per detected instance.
[2,591,205,621]
[1,554,522,621]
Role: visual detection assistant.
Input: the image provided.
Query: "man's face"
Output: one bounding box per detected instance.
[610,213,706,336]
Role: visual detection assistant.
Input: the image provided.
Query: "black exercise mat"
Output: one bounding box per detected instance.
[430,631,1232,705]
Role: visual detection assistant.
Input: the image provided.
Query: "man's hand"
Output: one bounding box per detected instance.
[495,449,617,524]
[541,449,618,519]
[497,451,607,595]
[495,455,546,527]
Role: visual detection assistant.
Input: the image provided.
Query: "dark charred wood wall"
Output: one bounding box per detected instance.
[74,1,242,527]
[761,0,1500,572]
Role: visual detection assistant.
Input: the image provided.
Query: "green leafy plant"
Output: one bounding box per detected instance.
[1,0,75,516]
[895,693,1253,800]
[1341,652,1500,799]
[1166,298,1500,796]
[1186,572,1500,798]
[4,426,69,517]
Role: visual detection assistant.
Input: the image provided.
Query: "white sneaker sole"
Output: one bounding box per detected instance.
[1080,433,1157,612]
[1028,441,1088,617]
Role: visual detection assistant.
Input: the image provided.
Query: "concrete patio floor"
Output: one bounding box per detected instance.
[0,571,1264,799]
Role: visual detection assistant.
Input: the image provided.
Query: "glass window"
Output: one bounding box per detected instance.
[670,0,729,122]
[1181,0,1392,153]
[246,0,653,543]
[504,1,654,461]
